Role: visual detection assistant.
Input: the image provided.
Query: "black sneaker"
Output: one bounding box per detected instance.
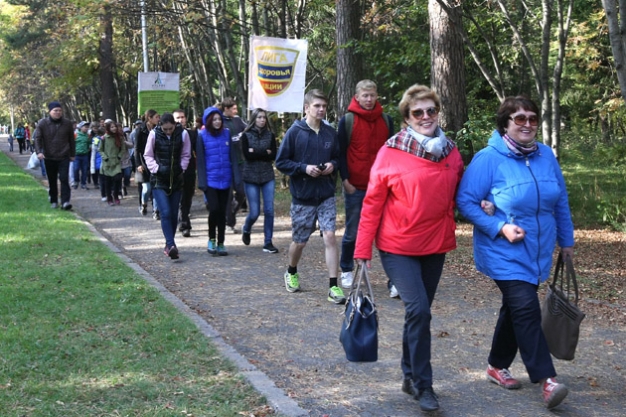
[181,229,191,237]
[242,231,251,245]
[164,245,179,260]
[262,243,279,253]
[416,387,439,411]
[62,202,72,211]
[402,378,416,396]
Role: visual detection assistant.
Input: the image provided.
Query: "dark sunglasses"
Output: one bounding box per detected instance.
[410,107,439,120]
[509,114,539,127]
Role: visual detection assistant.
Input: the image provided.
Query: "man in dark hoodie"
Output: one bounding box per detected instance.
[275,89,345,305]
[221,97,247,233]
[34,101,76,210]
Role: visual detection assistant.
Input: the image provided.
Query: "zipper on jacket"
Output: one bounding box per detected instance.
[525,156,542,284]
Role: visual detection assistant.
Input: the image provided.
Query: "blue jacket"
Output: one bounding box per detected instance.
[275,119,339,205]
[196,107,239,191]
[456,130,574,284]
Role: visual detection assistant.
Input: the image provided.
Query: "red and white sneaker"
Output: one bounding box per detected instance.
[487,365,521,389]
[543,377,568,409]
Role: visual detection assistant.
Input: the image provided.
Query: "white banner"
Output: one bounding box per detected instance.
[137,72,180,116]
[248,36,308,113]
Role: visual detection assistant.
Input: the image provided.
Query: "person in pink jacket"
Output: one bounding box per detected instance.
[354,84,464,412]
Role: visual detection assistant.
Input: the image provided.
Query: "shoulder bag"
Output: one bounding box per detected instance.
[541,252,585,360]
[339,264,378,362]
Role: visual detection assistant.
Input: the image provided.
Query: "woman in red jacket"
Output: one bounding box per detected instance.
[354,84,464,412]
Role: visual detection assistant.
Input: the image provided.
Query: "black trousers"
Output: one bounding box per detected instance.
[45,158,71,205]
[178,170,196,231]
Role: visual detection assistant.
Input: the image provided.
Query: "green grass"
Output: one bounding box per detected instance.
[560,144,626,230]
[0,152,269,416]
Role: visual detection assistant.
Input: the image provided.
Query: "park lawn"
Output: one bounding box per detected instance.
[0,153,271,416]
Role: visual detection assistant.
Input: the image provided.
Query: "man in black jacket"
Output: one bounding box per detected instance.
[34,101,75,210]
[173,109,198,237]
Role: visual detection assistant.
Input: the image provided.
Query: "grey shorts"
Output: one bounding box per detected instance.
[290,197,336,243]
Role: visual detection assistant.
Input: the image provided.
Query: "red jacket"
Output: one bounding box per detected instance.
[354,144,464,259]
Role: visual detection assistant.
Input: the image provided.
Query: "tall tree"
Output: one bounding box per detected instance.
[336,0,363,117]
[99,4,116,120]
[429,0,467,136]
[602,0,626,102]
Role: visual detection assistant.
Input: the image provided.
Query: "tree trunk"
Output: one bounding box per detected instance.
[336,0,362,118]
[539,0,553,148]
[99,5,116,120]
[429,0,467,136]
[551,0,573,159]
[602,0,626,103]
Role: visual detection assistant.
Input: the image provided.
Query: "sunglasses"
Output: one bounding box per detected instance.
[410,107,439,120]
[509,114,539,127]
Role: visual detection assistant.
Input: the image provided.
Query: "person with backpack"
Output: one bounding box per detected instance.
[337,79,394,294]
[14,123,26,154]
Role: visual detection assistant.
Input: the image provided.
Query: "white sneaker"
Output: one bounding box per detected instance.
[389,285,400,298]
[341,271,354,288]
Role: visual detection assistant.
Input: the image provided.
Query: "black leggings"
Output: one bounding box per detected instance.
[204,187,229,244]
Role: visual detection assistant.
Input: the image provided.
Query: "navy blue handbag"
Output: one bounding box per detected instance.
[339,265,378,362]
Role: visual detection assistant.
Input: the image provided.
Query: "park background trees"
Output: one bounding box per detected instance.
[0,0,625,150]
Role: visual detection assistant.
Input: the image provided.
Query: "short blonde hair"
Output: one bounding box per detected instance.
[355,79,377,94]
[398,84,440,120]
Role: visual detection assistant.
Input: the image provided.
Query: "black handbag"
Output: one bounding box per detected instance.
[339,264,378,362]
[541,252,585,360]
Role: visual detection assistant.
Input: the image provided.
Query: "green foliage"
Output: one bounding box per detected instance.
[560,135,626,230]
[454,113,494,163]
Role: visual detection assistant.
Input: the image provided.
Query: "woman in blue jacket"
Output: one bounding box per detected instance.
[196,106,239,256]
[456,96,574,410]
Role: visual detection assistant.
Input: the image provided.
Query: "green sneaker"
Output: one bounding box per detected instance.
[207,239,217,255]
[284,271,300,293]
[328,286,346,304]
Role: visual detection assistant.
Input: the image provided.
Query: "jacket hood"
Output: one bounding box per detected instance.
[291,117,329,132]
[347,97,383,122]
[488,129,542,159]
[202,106,223,126]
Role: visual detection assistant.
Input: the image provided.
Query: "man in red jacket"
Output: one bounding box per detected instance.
[337,80,394,293]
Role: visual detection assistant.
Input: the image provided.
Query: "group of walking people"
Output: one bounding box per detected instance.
[31,80,575,413]
[131,101,279,261]
[350,84,573,412]
[275,82,574,412]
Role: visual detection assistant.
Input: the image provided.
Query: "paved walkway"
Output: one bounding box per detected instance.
[3,139,625,416]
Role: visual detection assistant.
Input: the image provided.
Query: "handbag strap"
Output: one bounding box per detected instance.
[351,263,376,305]
[549,251,580,305]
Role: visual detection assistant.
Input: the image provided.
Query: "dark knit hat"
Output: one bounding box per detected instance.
[48,101,62,111]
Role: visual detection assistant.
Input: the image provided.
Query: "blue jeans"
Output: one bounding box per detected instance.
[152,188,181,248]
[73,154,90,186]
[379,251,445,390]
[340,188,366,272]
[489,280,556,383]
[141,181,157,211]
[243,180,275,244]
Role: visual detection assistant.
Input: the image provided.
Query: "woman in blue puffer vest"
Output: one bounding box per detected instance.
[196,106,240,256]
